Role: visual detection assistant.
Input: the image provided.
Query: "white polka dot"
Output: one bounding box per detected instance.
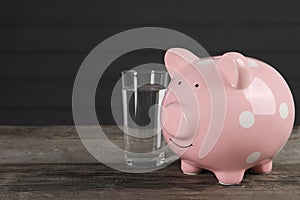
[246,152,261,163]
[279,103,288,119]
[239,111,255,128]
[248,59,258,68]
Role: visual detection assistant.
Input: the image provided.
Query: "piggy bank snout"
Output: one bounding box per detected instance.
[161,100,189,139]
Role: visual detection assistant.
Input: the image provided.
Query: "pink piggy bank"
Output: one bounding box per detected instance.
[161,48,295,185]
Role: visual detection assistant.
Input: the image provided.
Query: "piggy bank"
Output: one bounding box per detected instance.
[161,48,295,185]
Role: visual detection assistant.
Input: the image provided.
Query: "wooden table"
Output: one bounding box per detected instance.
[0,126,299,199]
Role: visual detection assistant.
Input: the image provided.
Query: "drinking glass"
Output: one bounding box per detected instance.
[121,70,169,167]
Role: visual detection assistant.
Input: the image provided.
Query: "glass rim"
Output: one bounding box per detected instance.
[121,69,168,75]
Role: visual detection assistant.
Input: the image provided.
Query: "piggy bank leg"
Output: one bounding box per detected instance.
[214,170,245,186]
[181,160,202,175]
[251,159,273,174]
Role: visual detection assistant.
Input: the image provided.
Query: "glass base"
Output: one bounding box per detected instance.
[125,152,166,167]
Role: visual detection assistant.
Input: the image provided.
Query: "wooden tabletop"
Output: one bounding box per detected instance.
[0,126,299,200]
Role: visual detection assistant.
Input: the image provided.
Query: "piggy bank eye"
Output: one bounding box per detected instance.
[178,81,182,86]
[194,83,199,88]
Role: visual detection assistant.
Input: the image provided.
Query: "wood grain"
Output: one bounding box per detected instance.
[0,126,299,199]
[1,0,299,126]
[1,0,300,25]
[0,51,300,80]
[1,79,299,108]
[2,25,300,53]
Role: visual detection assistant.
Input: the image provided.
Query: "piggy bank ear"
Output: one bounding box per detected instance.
[216,52,253,89]
[164,48,199,78]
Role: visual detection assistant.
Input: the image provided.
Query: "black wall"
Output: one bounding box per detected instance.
[1,0,299,125]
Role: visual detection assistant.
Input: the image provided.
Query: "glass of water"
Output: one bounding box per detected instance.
[121,70,169,167]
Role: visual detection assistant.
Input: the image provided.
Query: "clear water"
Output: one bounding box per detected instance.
[122,84,167,167]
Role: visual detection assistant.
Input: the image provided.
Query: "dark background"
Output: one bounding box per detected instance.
[1,0,299,125]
